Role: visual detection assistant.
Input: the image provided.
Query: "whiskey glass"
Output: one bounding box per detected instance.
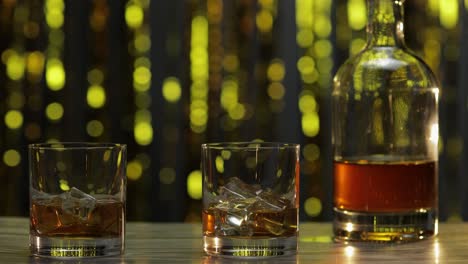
[202,142,300,257]
[29,142,126,257]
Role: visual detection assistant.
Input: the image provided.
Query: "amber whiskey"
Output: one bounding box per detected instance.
[203,207,297,238]
[30,198,124,238]
[334,160,437,212]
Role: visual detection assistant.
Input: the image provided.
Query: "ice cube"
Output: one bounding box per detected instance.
[255,190,288,212]
[212,177,294,237]
[220,177,261,200]
[215,223,238,236]
[225,211,253,236]
[214,210,254,237]
[30,188,55,200]
[60,187,96,221]
[214,197,256,211]
[213,207,239,236]
[214,198,256,237]
[258,216,286,236]
[281,187,296,206]
[251,191,291,236]
[238,219,254,236]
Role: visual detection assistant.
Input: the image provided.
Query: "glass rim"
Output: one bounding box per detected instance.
[28,142,126,150]
[201,142,299,150]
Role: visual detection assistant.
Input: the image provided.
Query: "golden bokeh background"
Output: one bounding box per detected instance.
[0,0,464,222]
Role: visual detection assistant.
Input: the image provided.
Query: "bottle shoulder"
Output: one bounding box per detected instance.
[333,46,439,94]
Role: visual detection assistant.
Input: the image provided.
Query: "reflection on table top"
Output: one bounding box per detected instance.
[0,217,466,263]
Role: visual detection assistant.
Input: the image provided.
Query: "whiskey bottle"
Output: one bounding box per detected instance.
[332,0,439,242]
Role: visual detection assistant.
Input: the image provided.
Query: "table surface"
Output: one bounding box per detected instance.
[1,217,467,263]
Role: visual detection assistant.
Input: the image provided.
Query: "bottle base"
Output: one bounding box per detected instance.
[203,235,297,258]
[30,235,123,258]
[333,208,437,243]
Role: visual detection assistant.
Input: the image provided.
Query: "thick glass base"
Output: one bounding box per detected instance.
[30,235,123,258]
[333,208,437,243]
[203,236,297,258]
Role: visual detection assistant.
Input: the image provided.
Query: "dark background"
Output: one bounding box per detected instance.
[0,0,466,222]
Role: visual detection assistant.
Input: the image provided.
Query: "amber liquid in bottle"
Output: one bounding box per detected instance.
[334,160,436,212]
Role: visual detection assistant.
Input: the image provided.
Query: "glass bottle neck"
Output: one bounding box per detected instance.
[366,0,405,47]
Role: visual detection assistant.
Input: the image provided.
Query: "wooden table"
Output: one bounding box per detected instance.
[1,217,467,263]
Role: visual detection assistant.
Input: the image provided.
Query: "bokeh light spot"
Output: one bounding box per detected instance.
[46,10,64,29]
[314,40,332,58]
[135,109,151,123]
[302,113,320,137]
[187,170,202,200]
[135,34,151,53]
[221,150,231,160]
[347,0,367,30]
[229,104,246,120]
[46,58,66,91]
[440,0,459,29]
[46,102,64,121]
[134,122,153,146]
[299,94,317,113]
[59,179,70,191]
[87,85,106,108]
[3,149,21,167]
[267,82,285,100]
[190,107,208,126]
[1,49,13,63]
[134,57,151,68]
[256,10,273,33]
[27,51,45,78]
[87,69,104,85]
[297,56,316,75]
[134,66,151,87]
[304,197,322,217]
[303,144,320,161]
[125,5,144,29]
[127,160,143,181]
[4,110,23,129]
[297,29,314,48]
[314,15,331,38]
[215,156,224,173]
[86,120,104,137]
[221,80,238,110]
[162,77,182,103]
[6,52,25,81]
[267,60,286,82]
